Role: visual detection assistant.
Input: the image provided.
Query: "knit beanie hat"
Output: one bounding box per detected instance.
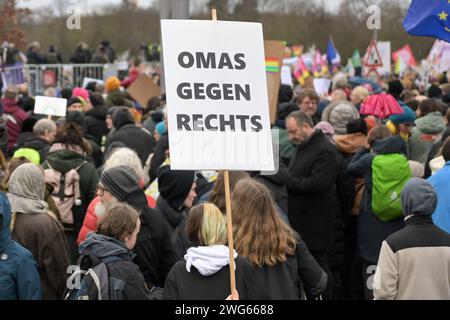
[101,166,141,202]
[72,87,90,104]
[105,77,121,93]
[155,122,167,136]
[112,107,134,129]
[157,165,195,211]
[389,106,416,125]
[346,118,368,135]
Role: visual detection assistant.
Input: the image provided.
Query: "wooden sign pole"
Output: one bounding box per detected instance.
[211,7,237,295]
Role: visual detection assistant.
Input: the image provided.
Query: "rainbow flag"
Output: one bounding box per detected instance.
[266,58,280,73]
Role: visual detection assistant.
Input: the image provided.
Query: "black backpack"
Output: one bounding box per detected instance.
[64,254,125,300]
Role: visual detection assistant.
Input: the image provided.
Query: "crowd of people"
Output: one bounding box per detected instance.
[1,40,160,66]
[0,54,449,301]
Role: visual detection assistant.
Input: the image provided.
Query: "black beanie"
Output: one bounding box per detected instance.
[346,118,368,135]
[112,107,134,129]
[427,85,442,99]
[101,166,141,202]
[157,165,195,211]
[388,80,404,100]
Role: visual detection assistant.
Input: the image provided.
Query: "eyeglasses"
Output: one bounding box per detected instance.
[96,185,109,196]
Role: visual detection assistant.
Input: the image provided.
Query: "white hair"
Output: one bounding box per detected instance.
[332,72,348,91]
[103,148,144,181]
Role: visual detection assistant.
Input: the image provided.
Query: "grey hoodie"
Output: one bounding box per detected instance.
[401,177,437,217]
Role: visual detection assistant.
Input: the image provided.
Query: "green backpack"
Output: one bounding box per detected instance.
[371,153,412,222]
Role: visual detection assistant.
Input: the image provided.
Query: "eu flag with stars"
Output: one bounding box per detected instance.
[404,0,450,42]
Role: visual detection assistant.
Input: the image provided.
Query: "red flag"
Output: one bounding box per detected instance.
[392,45,416,67]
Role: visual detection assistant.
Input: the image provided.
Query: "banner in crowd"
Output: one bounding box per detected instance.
[264,40,285,125]
[0,63,26,91]
[34,96,67,117]
[127,74,161,107]
[393,44,416,67]
[161,19,274,171]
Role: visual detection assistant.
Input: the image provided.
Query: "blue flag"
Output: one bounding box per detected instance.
[327,38,340,66]
[404,0,450,42]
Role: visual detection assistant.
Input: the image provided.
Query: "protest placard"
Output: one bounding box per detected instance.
[127,74,161,107]
[313,78,331,96]
[82,77,104,89]
[34,96,67,117]
[161,19,274,171]
[265,40,285,125]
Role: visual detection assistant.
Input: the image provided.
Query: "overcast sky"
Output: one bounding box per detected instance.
[17,0,343,12]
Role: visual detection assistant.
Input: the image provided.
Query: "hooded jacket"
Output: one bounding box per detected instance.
[7,164,71,300]
[346,136,407,264]
[427,161,450,234]
[106,111,154,167]
[409,111,446,163]
[78,233,152,300]
[122,188,177,288]
[105,89,134,108]
[44,147,99,233]
[2,98,29,151]
[20,136,51,164]
[0,192,41,300]
[85,105,108,146]
[373,178,450,300]
[163,245,252,300]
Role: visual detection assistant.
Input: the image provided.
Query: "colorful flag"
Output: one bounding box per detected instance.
[294,56,310,85]
[344,59,355,76]
[265,58,280,73]
[395,54,408,75]
[327,37,341,66]
[351,50,362,68]
[291,45,303,57]
[404,0,450,42]
[393,44,416,66]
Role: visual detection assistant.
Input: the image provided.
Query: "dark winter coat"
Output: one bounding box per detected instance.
[285,130,339,252]
[123,188,178,288]
[12,210,71,300]
[78,233,152,300]
[105,90,134,108]
[0,193,41,300]
[19,136,50,164]
[149,134,169,183]
[163,252,252,300]
[346,136,407,264]
[106,124,154,167]
[85,105,108,146]
[242,241,328,300]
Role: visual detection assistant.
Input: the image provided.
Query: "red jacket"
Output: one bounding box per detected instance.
[77,194,156,244]
[2,98,29,151]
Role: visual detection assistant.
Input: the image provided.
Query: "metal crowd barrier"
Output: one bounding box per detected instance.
[25,64,106,95]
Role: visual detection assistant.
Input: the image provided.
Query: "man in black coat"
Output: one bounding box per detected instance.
[99,166,177,288]
[106,107,154,167]
[282,111,339,299]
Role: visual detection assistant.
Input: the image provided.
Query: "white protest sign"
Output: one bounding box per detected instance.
[117,61,129,71]
[34,96,67,117]
[161,19,274,171]
[377,41,391,76]
[313,78,331,96]
[82,77,104,89]
[281,65,293,87]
